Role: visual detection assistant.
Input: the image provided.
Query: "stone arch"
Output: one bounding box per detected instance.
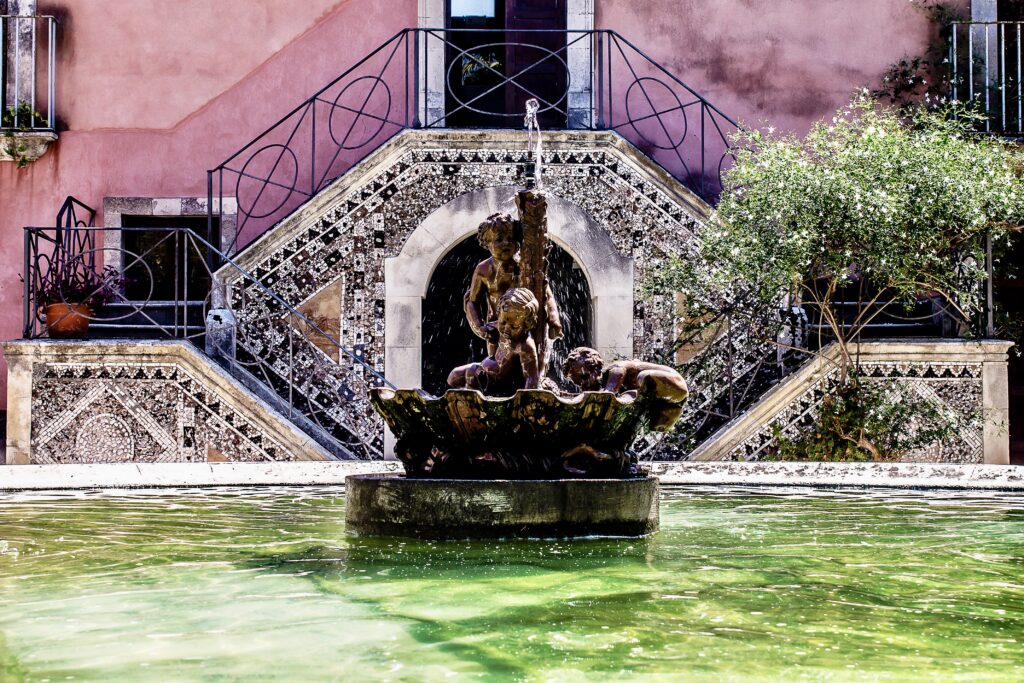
[384,185,633,392]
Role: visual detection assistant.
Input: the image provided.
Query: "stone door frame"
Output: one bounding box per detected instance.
[418,0,594,127]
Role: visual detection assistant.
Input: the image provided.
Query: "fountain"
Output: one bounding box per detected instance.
[346,101,688,538]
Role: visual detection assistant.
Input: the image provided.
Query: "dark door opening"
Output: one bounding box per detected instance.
[445,0,567,128]
[120,215,220,302]
[422,235,592,395]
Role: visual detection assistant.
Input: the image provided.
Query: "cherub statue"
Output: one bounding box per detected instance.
[563,347,689,431]
[464,213,562,358]
[448,288,542,392]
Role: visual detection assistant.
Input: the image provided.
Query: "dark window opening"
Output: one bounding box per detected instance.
[120,215,220,301]
[999,0,1024,21]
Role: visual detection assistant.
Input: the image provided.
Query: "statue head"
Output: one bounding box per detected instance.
[563,346,605,391]
[477,213,519,263]
[497,287,539,341]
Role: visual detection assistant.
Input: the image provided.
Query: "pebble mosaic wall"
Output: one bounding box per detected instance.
[30,362,295,464]
[228,142,708,458]
[724,361,985,463]
[219,135,995,464]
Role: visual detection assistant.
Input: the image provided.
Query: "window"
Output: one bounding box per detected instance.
[1000,0,1024,21]
[450,0,496,18]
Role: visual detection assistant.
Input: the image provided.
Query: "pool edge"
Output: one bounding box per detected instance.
[1,461,1022,491]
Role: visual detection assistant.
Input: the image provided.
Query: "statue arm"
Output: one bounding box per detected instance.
[544,285,563,339]
[603,365,627,393]
[520,340,540,389]
[464,269,494,342]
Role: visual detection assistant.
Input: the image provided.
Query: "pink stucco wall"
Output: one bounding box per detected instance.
[596,0,962,135]
[0,0,414,406]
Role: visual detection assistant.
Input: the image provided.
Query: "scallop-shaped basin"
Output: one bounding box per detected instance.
[370,387,655,461]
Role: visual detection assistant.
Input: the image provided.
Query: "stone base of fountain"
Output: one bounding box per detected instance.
[345,474,659,539]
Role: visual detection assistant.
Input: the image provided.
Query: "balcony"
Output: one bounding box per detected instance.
[949,20,1024,136]
[207,28,739,253]
[1,12,56,166]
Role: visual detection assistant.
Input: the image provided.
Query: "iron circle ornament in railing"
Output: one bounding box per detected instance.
[235,143,300,220]
[716,146,739,195]
[624,77,688,152]
[444,42,570,118]
[327,75,393,150]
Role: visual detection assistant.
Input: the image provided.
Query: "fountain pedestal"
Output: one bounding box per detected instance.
[345,474,659,539]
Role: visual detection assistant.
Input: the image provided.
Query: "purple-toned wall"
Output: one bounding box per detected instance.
[0,0,414,404]
[596,0,962,135]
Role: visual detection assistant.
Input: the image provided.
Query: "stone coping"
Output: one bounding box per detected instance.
[1,461,1021,492]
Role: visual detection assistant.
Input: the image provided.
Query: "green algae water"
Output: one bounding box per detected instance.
[0,487,1022,681]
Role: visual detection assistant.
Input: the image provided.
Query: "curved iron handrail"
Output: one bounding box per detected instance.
[24,224,394,458]
[24,227,391,387]
[207,27,742,256]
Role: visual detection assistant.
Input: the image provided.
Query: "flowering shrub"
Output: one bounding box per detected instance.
[769,377,974,462]
[657,96,1024,459]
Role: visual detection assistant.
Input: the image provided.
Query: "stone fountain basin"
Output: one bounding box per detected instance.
[361,388,662,536]
[370,387,655,457]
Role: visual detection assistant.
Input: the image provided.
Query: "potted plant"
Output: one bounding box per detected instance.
[39,264,125,339]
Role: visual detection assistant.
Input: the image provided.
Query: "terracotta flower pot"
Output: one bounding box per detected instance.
[44,303,93,339]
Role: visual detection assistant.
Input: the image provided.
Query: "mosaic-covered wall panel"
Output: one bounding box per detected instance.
[30,362,296,464]
[721,361,985,464]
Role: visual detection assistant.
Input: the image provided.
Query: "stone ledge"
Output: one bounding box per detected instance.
[649,461,1024,490]
[0,130,57,164]
[0,461,1020,491]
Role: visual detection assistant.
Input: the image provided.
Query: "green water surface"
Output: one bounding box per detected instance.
[0,486,1022,681]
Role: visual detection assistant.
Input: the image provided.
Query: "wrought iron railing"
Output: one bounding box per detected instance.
[23,221,392,458]
[1,14,56,130]
[208,28,739,255]
[949,21,1024,135]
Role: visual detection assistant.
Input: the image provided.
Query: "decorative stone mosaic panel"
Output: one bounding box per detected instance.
[30,362,295,464]
[229,143,707,458]
[719,361,985,464]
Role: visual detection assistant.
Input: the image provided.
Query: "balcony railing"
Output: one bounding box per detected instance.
[949,21,1024,135]
[208,28,740,255]
[1,14,56,130]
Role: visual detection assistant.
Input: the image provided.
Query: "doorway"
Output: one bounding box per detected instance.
[444,0,568,127]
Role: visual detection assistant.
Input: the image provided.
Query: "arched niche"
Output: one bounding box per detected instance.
[384,185,634,393]
[421,235,594,394]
